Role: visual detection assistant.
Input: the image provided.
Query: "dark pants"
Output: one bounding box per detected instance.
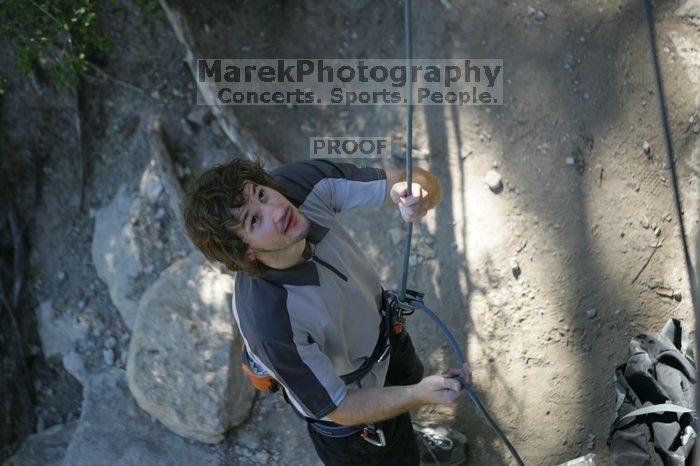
[307,331,425,466]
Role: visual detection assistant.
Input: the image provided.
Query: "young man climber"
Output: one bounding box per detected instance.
[183,158,470,465]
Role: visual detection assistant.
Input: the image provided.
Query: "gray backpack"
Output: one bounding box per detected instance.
[608,318,697,465]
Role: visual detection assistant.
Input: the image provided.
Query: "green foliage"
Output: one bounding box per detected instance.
[0,0,110,89]
[0,0,160,92]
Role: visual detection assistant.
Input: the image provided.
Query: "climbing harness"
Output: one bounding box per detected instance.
[240,286,402,394]
[240,287,405,446]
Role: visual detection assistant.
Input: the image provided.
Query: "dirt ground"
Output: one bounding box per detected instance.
[1,0,699,465]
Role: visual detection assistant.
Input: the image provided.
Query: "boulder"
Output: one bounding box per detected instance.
[61,369,220,465]
[91,166,193,330]
[91,184,145,329]
[127,251,254,443]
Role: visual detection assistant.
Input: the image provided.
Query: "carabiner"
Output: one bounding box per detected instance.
[361,425,386,447]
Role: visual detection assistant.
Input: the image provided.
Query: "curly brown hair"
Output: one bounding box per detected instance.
[182,158,283,277]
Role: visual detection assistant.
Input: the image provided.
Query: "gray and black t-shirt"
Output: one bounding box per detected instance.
[232,159,389,421]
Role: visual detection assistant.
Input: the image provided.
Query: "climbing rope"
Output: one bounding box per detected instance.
[642,0,699,319]
[397,1,525,464]
[642,0,700,450]
[399,0,414,302]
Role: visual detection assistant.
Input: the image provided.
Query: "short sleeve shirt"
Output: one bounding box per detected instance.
[231,159,389,420]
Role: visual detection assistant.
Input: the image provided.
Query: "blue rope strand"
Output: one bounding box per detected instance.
[410,300,525,466]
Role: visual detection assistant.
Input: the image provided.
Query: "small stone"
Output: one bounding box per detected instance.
[145,178,163,203]
[389,228,402,246]
[180,118,194,137]
[63,351,87,385]
[150,90,160,100]
[104,336,118,349]
[511,257,521,279]
[587,434,596,450]
[527,5,537,16]
[673,291,682,302]
[647,277,663,290]
[56,271,66,282]
[643,141,651,154]
[586,308,597,319]
[535,9,546,21]
[564,51,575,71]
[640,214,650,229]
[103,348,115,366]
[654,227,661,237]
[565,156,576,166]
[484,170,503,193]
[391,146,429,161]
[253,450,270,464]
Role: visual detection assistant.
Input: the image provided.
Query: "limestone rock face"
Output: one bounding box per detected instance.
[676,0,700,26]
[91,163,193,330]
[61,368,221,465]
[35,300,88,361]
[8,421,77,466]
[127,251,254,444]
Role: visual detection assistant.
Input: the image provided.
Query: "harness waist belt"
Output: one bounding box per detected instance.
[307,291,397,438]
